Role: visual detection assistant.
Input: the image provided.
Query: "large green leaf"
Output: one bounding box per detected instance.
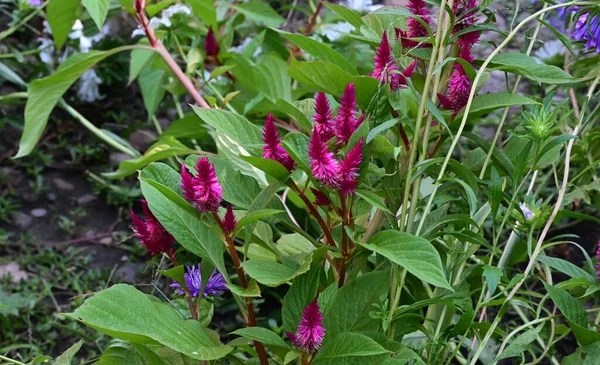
[139,164,227,276]
[323,271,389,338]
[161,115,208,140]
[241,255,312,287]
[282,266,320,333]
[562,341,600,365]
[494,324,544,362]
[275,30,357,75]
[288,59,382,110]
[228,54,292,104]
[233,1,285,27]
[47,0,80,49]
[282,132,311,174]
[139,68,166,117]
[359,231,452,290]
[312,333,390,363]
[65,284,232,360]
[322,3,362,29]
[129,48,156,83]
[54,340,84,365]
[187,0,217,28]
[104,136,196,180]
[191,106,263,149]
[537,256,594,282]
[82,0,110,30]
[16,46,139,158]
[457,93,539,121]
[97,340,166,365]
[488,52,577,84]
[231,327,290,349]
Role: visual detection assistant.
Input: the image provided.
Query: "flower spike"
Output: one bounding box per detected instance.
[339,139,364,195]
[130,199,174,255]
[438,46,474,112]
[223,204,237,233]
[262,113,296,171]
[334,83,359,145]
[390,61,417,92]
[309,132,340,188]
[313,92,335,140]
[205,26,219,57]
[287,300,325,353]
[371,32,397,82]
[310,187,331,206]
[181,158,223,212]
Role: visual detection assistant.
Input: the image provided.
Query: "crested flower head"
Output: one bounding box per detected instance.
[439,46,474,112]
[262,113,296,171]
[309,131,340,188]
[313,92,335,140]
[310,187,331,206]
[131,200,174,255]
[571,12,600,53]
[334,83,359,145]
[205,26,219,57]
[395,0,431,49]
[390,61,417,92]
[181,159,223,212]
[371,32,397,82]
[223,204,237,233]
[338,139,364,195]
[171,265,228,297]
[453,0,480,48]
[287,300,325,353]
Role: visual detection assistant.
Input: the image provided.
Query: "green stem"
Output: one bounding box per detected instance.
[151,115,163,134]
[58,100,139,157]
[0,355,28,365]
[0,1,47,41]
[387,267,406,338]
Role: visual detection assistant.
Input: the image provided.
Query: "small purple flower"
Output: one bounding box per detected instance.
[453,0,480,48]
[171,265,228,297]
[286,300,325,353]
[28,0,42,6]
[181,158,223,212]
[519,203,534,220]
[390,61,416,92]
[262,113,296,171]
[131,200,174,255]
[571,13,600,53]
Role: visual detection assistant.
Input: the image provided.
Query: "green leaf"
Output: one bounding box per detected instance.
[0,61,26,87]
[129,48,156,83]
[158,265,186,289]
[562,341,600,365]
[139,68,166,117]
[282,132,311,173]
[322,2,362,29]
[275,30,357,75]
[96,340,167,365]
[494,324,544,362]
[187,0,217,28]
[146,1,176,17]
[228,54,292,104]
[239,156,290,181]
[488,52,577,84]
[104,137,195,179]
[457,93,539,121]
[482,265,502,296]
[47,0,80,49]
[323,271,389,338]
[82,0,110,30]
[241,256,312,287]
[231,327,290,349]
[312,333,389,363]
[537,256,594,282]
[66,285,232,360]
[17,46,139,158]
[191,106,262,149]
[366,118,400,143]
[359,231,452,290]
[354,189,391,215]
[226,280,261,297]
[139,164,227,276]
[233,2,285,27]
[236,209,284,231]
[275,99,313,134]
[288,59,382,110]
[54,340,84,365]
[210,65,236,80]
[162,115,207,140]
[282,266,320,333]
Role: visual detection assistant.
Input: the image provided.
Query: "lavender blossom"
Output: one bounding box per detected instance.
[571,13,600,53]
[171,265,228,297]
[286,300,325,353]
[519,203,534,221]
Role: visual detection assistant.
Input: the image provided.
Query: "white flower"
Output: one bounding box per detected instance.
[132,4,191,38]
[77,69,104,102]
[345,0,382,12]
[230,38,262,57]
[37,38,55,65]
[534,39,566,63]
[319,22,354,42]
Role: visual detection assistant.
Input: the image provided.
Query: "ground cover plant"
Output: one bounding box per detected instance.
[1,0,600,363]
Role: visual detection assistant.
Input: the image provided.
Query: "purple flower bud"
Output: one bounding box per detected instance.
[338,139,364,195]
[134,0,145,12]
[28,0,42,6]
[309,131,340,188]
[310,187,331,206]
[438,46,474,112]
[334,83,359,145]
[287,300,325,353]
[205,26,220,57]
[313,93,335,140]
[262,112,296,171]
[130,200,174,255]
[171,265,228,297]
[181,159,223,212]
[519,203,534,221]
[223,204,237,233]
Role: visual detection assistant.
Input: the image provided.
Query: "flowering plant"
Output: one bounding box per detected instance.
[3,0,600,363]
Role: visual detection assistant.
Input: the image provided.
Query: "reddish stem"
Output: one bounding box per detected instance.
[290,181,336,247]
[337,192,349,287]
[304,1,324,35]
[168,252,199,320]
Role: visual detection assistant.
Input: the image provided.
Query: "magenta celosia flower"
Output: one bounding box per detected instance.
[395,0,431,49]
[371,32,398,83]
[310,187,331,206]
[262,113,296,171]
[309,132,340,188]
[223,204,237,233]
[130,199,174,255]
[453,0,480,48]
[338,139,364,195]
[596,241,600,280]
[181,159,222,212]
[438,46,474,112]
[205,26,219,57]
[390,61,417,92]
[313,92,335,140]
[287,300,325,353]
[334,83,359,145]
[171,265,228,297]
